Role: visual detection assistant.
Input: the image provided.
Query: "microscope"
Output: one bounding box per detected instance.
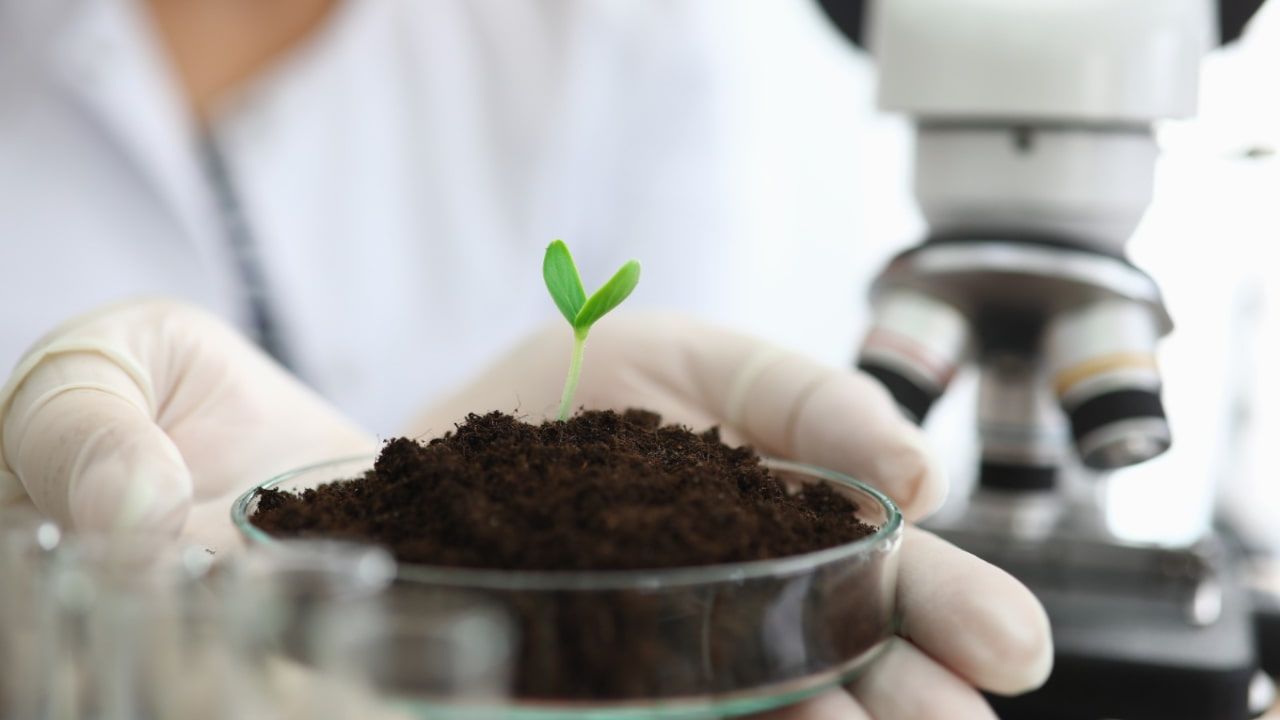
[816,1,1270,718]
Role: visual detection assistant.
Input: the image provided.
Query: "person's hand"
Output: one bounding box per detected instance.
[0,300,374,549]
[412,315,1053,718]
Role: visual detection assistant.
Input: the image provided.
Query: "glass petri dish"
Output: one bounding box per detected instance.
[232,455,902,719]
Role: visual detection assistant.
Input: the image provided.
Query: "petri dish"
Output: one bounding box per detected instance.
[232,455,902,719]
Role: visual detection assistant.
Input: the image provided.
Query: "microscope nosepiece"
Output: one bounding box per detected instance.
[858,290,969,424]
[1047,300,1171,469]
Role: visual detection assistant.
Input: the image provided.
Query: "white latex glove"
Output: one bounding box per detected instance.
[413,315,1053,718]
[0,300,374,550]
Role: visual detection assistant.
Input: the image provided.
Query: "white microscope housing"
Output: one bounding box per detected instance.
[874,0,1212,251]
[859,0,1215,476]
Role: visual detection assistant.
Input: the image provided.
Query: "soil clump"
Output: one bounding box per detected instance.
[252,409,875,570]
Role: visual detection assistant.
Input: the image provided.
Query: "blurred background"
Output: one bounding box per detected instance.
[1,0,1279,715]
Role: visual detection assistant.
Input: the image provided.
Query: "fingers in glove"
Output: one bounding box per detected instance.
[751,689,871,720]
[851,640,998,720]
[3,355,191,532]
[769,365,944,521]
[660,318,946,520]
[0,301,374,541]
[897,527,1053,695]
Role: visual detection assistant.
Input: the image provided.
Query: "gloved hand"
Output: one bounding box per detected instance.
[413,315,1053,718]
[0,300,375,549]
[0,301,1051,716]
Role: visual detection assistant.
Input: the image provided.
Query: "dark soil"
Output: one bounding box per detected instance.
[252,409,875,570]
[250,410,887,701]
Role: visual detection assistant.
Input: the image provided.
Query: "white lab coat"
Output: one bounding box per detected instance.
[0,0,914,432]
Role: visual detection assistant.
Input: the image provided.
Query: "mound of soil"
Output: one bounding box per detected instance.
[252,409,875,570]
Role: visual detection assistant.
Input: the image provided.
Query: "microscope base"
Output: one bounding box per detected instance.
[935,528,1259,720]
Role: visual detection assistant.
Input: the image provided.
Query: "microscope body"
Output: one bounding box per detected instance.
[861,0,1210,477]
[853,1,1266,718]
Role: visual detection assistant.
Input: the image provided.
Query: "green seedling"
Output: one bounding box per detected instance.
[543,240,641,421]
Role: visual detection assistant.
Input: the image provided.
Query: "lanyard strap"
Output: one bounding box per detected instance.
[199,136,293,370]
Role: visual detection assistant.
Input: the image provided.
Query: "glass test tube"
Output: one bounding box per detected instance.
[312,588,514,720]
[0,505,63,720]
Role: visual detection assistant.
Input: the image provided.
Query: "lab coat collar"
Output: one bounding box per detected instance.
[50,0,215,246]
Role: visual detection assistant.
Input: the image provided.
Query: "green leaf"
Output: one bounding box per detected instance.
[574,260,641,331]
[543,240,586,324]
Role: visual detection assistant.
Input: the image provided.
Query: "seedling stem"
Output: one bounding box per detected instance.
[542,240,640,421]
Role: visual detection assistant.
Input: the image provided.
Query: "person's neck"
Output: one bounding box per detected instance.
[143,0,338,124]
